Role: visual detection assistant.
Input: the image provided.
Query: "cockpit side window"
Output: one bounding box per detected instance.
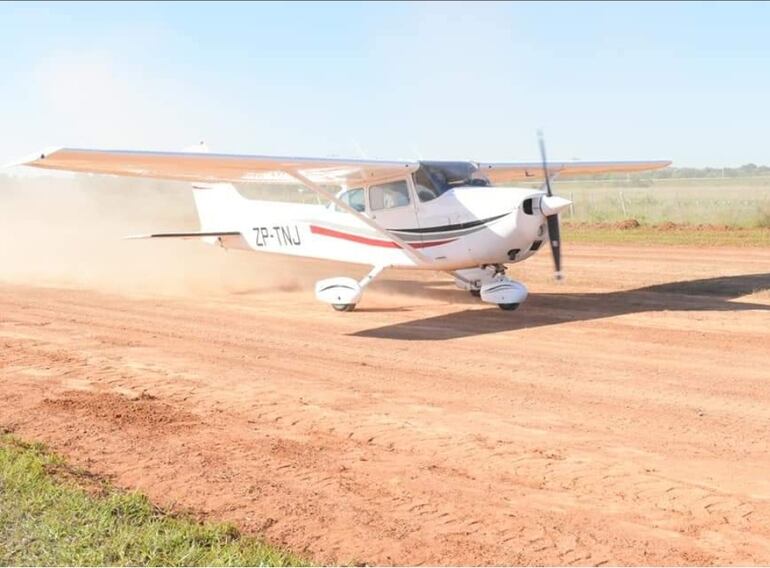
[369,180,411,211]
[337,187,365,212]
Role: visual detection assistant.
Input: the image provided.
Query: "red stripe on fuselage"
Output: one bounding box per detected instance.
[310,225,455,249]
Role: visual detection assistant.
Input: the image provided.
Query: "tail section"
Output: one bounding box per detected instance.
[191,183,246,231]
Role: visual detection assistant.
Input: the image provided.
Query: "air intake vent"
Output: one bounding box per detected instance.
[530,240,543,251]
[522,198,534,215]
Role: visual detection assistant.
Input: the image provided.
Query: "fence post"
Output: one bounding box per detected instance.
[619,191,628,217]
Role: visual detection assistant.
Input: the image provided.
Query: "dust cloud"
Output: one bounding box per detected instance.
[0,170,471,304]
[0,171,322,298]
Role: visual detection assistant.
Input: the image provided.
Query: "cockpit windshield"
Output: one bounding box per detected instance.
[413,161,490,202]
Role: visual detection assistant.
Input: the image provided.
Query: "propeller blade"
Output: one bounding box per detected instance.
[537,130,553,197]
[538,130,563,280]
[546,213,563,280]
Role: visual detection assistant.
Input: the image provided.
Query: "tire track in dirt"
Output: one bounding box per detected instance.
[1,244,770,565]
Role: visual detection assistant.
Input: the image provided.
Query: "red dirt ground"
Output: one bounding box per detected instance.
[2,244,770,565]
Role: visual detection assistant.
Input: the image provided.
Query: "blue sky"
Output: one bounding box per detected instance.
[1,1,769,166]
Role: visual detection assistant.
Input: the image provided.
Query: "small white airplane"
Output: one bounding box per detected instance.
[18,137,669,311]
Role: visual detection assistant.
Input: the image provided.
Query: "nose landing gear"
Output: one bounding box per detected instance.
[453,265,529,310]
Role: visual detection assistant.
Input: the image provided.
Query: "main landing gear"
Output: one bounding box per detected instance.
[316,264,528,313]
[454,265,529,311]
[315,265,385,312]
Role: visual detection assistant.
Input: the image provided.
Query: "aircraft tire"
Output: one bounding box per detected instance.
[332,303,356,312]
[498,303,520,311]
[469,289,481,297]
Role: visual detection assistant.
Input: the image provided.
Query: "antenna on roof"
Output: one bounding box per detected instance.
[183,141,209,153]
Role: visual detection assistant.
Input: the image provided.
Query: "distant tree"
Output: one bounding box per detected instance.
[562,163,770,182]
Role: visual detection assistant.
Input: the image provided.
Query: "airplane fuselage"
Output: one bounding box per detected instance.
[199,184,551,271]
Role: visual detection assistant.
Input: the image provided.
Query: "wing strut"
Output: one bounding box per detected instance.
[285,170,431,266]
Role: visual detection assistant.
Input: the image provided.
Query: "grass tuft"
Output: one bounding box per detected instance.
[0,435,306,566]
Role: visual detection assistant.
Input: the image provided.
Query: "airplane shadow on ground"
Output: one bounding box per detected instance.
[354,273,770,340]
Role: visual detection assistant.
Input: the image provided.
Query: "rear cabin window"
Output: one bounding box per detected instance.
[369,180,410,211]
[337,188,365,212]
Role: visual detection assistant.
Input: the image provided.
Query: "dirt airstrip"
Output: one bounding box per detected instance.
[2,244,770,565]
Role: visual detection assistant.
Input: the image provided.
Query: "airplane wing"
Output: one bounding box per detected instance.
[22,148,418,186]
[21,148,431,265]
[476,160,671,183]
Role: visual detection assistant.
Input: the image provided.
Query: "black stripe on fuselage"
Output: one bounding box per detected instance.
[389,212,510,235]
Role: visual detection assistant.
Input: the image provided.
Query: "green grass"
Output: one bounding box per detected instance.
[516,176,770,228]
[563,223,770,247]
[0,435,305,566]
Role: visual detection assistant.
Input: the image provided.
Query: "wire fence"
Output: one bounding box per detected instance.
[548,178,770,227]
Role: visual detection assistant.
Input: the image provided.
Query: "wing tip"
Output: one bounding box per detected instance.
[3,146,65,170]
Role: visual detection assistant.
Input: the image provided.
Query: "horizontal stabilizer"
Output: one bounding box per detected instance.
[125,230,241,240]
